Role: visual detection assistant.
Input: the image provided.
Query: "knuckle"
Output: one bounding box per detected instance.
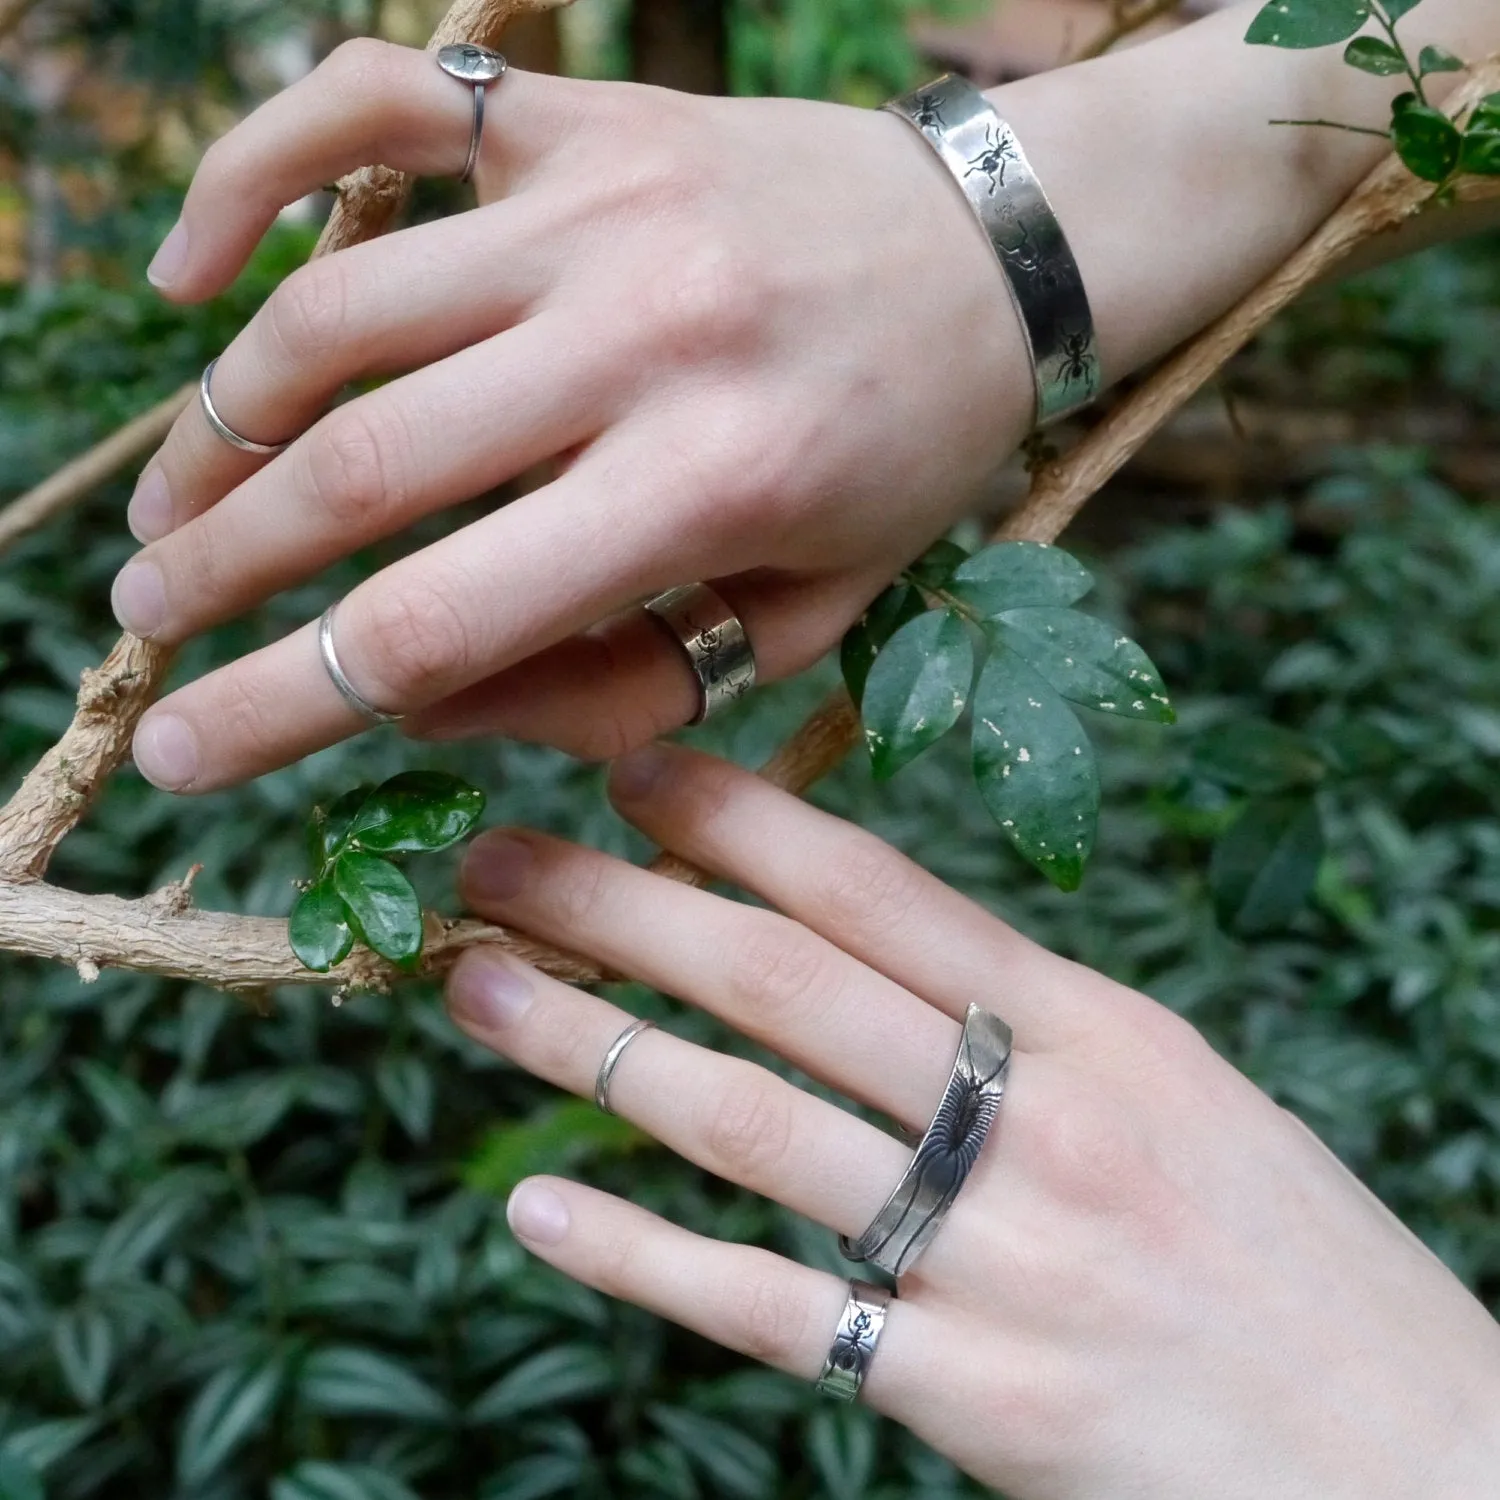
[810,834,922,946]
[301,405,409,530]
[702,1066,794,1184]
[635,234,764,365]
[264,261,348,363]
[723,917,833,1024]
[1024,1088,1154,1218]
[544,852,615,934]
[357,575,474,705]
[324,36,400,97]
[724,1258,810,1368]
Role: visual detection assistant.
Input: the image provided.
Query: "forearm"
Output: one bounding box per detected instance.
[989,0,1500,384]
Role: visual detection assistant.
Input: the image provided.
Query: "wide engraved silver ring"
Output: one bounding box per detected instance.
[317,603,405,726]
[643,584,756,725]
[436,43,507,185]
[199,358,291,456]
[816,1280,890,1402]
[840,1003,1012,1278]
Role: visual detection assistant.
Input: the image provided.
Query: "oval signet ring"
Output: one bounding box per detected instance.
[436,43,508,185]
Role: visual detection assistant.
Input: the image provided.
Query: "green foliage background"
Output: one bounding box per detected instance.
[2,2,1500,1496]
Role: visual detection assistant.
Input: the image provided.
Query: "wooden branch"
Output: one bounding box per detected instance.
[1075,0,1187,62]
[0,384,194,556]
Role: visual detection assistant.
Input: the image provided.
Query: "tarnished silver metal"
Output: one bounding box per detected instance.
[436,43,508,184]
[643,584,757,725]
[884,75,1100,428]
[816,1280,891,1402]
[317,603,405,726]
[594,1018,656,1115]
[199,358,291,456]
[841,1003,1013,1278]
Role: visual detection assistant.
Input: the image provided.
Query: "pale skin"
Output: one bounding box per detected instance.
[444,744,1500,1499]
[114,0,1500,792]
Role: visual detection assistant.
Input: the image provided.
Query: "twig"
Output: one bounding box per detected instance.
[0,383,194,555]
[1075,0,1186,63]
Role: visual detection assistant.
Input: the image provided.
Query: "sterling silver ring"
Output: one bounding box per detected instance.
[643,584,756,725]
[816,1280,891,1402]
[317,603,405,726]
[199,358,291,456]
[435,43,508,185]
[595,1018,656,1114]
[840,1003,1013,1278]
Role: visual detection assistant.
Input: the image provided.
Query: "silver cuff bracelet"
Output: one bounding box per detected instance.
[884,74,1100,429]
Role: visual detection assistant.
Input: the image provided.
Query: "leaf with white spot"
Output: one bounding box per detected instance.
[1245,0,1371,49]
[860,610,973,781]
[946,541,1093,617]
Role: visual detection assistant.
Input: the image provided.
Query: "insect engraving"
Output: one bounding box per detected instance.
[690,624,751,699]
[911,92,946,132]
[965,126,1020,194]
[828,1306,878,1375]
[997,222,1062,296]
[1057,330,1096,390]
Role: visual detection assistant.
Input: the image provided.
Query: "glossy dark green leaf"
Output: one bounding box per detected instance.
[1192,721,1326,794]
[839,584,926,709]
[307,784,375,870]
[1245,0,1370,48]
[860,609,973,780]
[988,608,1175,722]
[375,1054,433,1144]
[1380,0,1424,19]
[1210,797,1326,934]
[468,1345,615,1424]
[51,1306,113,1407]
[1460,127,1500,175]
[1417,43,1464,75]
[1391,102,1462,181]
[0,1453,44,1500]
[904,537,969,589]
[972,651,1098,892]
[1469,93,1500,133]
[177,1351,284,1486]
[271,1462,423,1500]
[333,852,424,967]
[947,540,1093,616]
[297,1345,451,1423]
[1344,35,1405,73]
[289,880,355,974]
[348,771,486,855]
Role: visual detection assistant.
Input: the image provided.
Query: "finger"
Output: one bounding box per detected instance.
[608,745,1108,1053]
[113,305,624,645]
[405,567,887,760]
[128,445,724,792]
[148,42,580,301]
[503,1175,929,1408]
[456,831,960,1130]
[447,948,909,1236]
[130,198,565,544]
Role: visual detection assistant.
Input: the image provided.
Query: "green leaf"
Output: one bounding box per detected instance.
[289,880,355,974]
[51,1306,113,1407]
[0,1453,43,1500]
[947,540,1093,616]
[375,1054,433,1143]
[85,1167,221,1287]
[1391,102,1463,181]
[1469,93,1500,133]
[859,609,973,780]
[480,1454,586,1500]
[308,784,375,870]
[1210,797,1326,934]
[272,1462,424,1500]
[1343,36,1406,74]
[988,608,1175,723]
[649,1406,777,1500]
[1460,127,1500,175]
[904,538,968,589]
[839,585,925,709]
[333,852,425,967]
[1192,721,1326,794]
[177,1351,284,1486]
[806,1407,877,1500]
[1380,0,1424,20]
[0,1419,97,1475]
[466,1099,647,1198]
[971,651,1098,892]
[348,771,486,855]
[468,1345,615,1424]
[1417,43,1464,75]
[1245,0,1370,49]
[298,1345,451,1423]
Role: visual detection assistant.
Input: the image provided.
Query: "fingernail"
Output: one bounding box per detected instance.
[133,714,199,791]
[128,467,172,543]
[447,947,535,1031]
[610,743,671,802]
[461,833,533,904]
[146,221,189,289]
[111,560,166,638]
[507,1181,570,1246]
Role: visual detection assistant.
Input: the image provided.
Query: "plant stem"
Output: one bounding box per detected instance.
[1369,0,1426,104]
[1269,118,1392,138]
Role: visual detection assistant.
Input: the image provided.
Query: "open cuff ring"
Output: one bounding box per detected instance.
[435,43,508,185]
[318,603,405,726]
[840,1003,1013,1278]
[199,358,292,456]
[643,584,757,725]
[816,1280,891,1402]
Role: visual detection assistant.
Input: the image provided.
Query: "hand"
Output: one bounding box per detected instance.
[444,746,1500,1499]
[114,39,1032,793]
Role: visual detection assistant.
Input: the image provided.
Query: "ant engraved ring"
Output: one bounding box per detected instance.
[436,43,508,185]
[816,1280,891,1402]
[840,1003,1013,1278]
[643,584,757,725]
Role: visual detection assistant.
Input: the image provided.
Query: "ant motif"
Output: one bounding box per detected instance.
[911,92,946,132]
[996,222,1060,294]
[1056,330,1096,390]
[964,126,1019,194]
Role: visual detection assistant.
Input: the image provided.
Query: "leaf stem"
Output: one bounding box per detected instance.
[1369,0,1426,104]
[1269,118,1392,138]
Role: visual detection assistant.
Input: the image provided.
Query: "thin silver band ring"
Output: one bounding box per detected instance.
[816,1280,891,1402]
[435,43,508,185]
[317,603,405,726]
[595,1018,655,1114]
[199,358,291,456]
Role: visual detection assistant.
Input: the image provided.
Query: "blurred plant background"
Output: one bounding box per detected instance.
[1,1,1498,1496]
